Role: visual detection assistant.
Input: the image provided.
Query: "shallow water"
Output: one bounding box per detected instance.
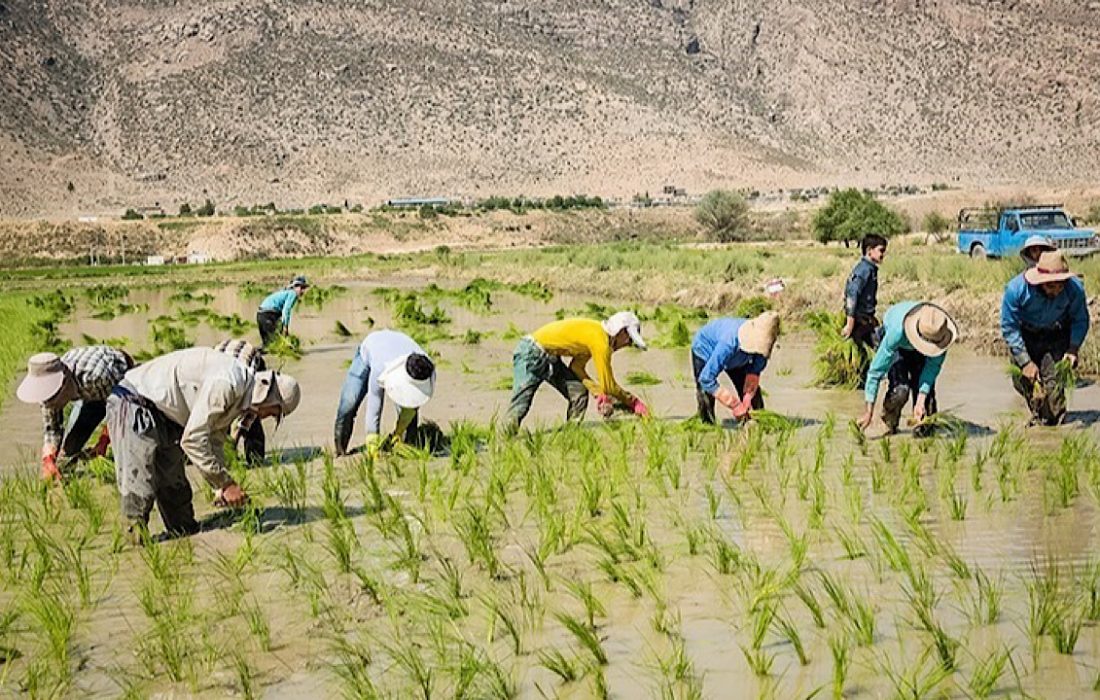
[1,279,1099,698]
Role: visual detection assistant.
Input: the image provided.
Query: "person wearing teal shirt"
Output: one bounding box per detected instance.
[257,276,309,346]
[856,301,958,436]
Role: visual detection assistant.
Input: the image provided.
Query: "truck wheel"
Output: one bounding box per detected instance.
[970,243,987,259]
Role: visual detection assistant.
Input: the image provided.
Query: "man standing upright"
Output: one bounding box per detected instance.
[1001,250,1089,425]
[841,233,887,349]
[17,345,133,480]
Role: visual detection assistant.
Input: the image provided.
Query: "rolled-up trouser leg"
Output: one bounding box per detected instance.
[106,394,159,525]
[61,399,108,461]
[692,353,717,424]
[154,420,197,536]
[506,338,551,429]
[333,350,370,454]
[545,357,588,422]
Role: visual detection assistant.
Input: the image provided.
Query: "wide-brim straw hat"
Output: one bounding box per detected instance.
[379,354,435,409]
[1024,250,1078,285]
[251,370,301,418]
[902,303,958,358]
[737,311,781,358]
[17,352,66,404]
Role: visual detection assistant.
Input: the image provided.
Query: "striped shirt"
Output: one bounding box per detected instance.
[43,345,132,448]
[214,339,267,371]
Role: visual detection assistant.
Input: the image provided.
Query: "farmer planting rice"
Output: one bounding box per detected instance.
[841,233,887,350]
[214,338,269,464]
[333,329,436,457]
[257,275,309,347]
[17,345,134,481]
[1000,249,1089,426]
[106,347,300,539]
[857,301,958,436]
[505,311,649,430]
[691,311,779,424]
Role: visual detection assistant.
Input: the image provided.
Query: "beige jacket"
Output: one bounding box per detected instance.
[124,347,254,488]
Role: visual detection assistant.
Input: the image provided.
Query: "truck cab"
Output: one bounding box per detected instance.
[957,205,1099,259]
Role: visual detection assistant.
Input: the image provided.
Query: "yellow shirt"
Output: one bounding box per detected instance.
[531,319,633,403]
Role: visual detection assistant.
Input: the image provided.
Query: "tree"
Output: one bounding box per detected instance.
[922,211,951,243]
[196,199,215,217]
[178,202,193,216]
[812,189,907,246]
[695,190,750,242]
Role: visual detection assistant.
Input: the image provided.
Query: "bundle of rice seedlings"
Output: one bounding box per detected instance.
[333,320,353,337]
[265,333,303,360]
[907,411,965,437]
[749,409,800,434]
[806,311,871,389]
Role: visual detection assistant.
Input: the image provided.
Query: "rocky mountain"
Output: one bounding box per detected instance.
[1,0,1098,217]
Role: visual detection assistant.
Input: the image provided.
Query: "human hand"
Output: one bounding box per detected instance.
[630,397,649,418]
[215,482,249,508]
[841,317,855,339]
[595,394,614,418]
[1022,362,1040,382]
[714,387,739,410]
[41,451,61,481]
[856,407,874,432]
[731,399,751,421]
[1065,352,1078,369]
[92,427,111,457]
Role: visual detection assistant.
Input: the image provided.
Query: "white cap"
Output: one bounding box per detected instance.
[378,354,436,408]
[602,311,647,350]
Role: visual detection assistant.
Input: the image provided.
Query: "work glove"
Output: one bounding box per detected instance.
[629,397,650,418]
[363,433,384,459]
[714,387,739,410]
[595,394,614,418]
[92,426,111,457]
[41,447,61,482]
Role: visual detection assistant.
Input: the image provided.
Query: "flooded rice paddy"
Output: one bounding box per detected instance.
[0,279,1099,698]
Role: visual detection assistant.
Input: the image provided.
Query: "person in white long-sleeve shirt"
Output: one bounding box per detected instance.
[106,347,301,539]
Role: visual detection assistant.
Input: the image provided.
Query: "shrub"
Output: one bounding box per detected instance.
[121,209,143,220]
[418,204,438,220]
[923,211,952,241]
[1084,202,1100,225]
[178,202,192,216]
[196,199,215,217]
[695,190,750,242]
[812,189,907,246]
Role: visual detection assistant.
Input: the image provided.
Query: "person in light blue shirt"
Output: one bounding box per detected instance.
[857,301,957,436]
[257,276,309,346]
[1000,250,1089,425]
[691,312,779,424]
[334,330,436,456]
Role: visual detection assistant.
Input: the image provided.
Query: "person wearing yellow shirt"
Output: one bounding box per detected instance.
[505,311,649,430]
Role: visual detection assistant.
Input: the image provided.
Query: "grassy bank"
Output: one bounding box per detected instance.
[0,293,67,412]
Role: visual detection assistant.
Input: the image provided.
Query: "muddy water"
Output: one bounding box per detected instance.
[2,280,1100,698]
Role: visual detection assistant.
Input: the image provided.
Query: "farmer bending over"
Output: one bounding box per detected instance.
[505,312,649,431]
[857,302,957,436]
[334,330,436,456]
[1000,250,1089,426]
[841,233,887,349]
[257,275,309,347]
[106,348,300,540]
[691,311,779,424]
[17,345,133,481]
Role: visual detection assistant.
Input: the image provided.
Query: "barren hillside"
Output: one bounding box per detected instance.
[2,0,1099,217]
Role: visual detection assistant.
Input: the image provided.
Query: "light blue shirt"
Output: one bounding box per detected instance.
[259,289,300,327]
[691,318,768,395]
[1000,273,1088,365]
[864,301,946,404]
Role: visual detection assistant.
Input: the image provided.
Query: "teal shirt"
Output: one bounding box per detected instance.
[864,301,946,404]
[260,289,299,327]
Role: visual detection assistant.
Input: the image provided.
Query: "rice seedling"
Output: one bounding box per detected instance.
[771,609,809,665]
[654,635,704,699]
[806,311,871,388]
[739,644,774,677]
[385,638,435,700]
[265,332,303,360]
[877,649,952,700]
[945,489,967,520]
[1051,605,1084,654]
[564,579,606,629]
[555,611,608,665]
[835,526,866,560]
[625,370,662,386]
[233,651,257,700]
[793,582,825,629]
[537,647,579,683]
[828,634,850,700]
[334,319,353,337]
[966,646,1010,699]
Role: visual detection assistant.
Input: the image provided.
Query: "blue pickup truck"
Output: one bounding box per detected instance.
[957,204,1099,259]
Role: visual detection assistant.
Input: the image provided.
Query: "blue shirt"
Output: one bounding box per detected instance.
[1000,273,1089,365]
[259,289,300,327]
[844,257,879,317]
[691,318,768,394]
[864,301,946,404]
[358,330,430,433]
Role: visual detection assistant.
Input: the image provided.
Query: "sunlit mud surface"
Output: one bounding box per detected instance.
[0,279,1099,698]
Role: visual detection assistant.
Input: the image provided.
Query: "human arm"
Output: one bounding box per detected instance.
[1068,280,1090,358]
[863,332,898,406]
[843,263,869,334]
[179,378,239,491]
[915,354,946,414]
[280,292,298,330]
[1000,281,1030,367]
[41,404,64,457]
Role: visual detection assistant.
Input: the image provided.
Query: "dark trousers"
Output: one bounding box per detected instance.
[106,389,198,536]
[1011,327,1071,425]
[257,309,282,347]
[505,337,588,430]
[691,353,764,425]
[60,399,107,462]
[850,314,880,349]
[882,349,938,433]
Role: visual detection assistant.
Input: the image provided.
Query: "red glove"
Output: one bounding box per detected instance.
[595,394,614,418]
[41,451,61,482]
[630,397,649,417]
[92,426,111,457]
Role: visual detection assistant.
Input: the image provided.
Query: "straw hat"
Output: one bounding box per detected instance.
[17,352,68,404]
[602,311,648,350]
[378,353,436,409]
[251,370,301,417]
[737,311,780,358]
[1019,235,1056,264]
[1023,250,1078,286]
[902,304,957,357]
